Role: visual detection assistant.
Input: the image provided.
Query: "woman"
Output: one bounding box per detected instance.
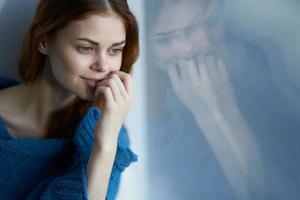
[0,0,139,199]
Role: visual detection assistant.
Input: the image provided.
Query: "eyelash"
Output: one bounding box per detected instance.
[77,47,94,55]
[155,37,170,45]
[77,46,123,56]
[109,48,123,56]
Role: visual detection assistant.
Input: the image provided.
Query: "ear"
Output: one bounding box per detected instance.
[38,37,49,55]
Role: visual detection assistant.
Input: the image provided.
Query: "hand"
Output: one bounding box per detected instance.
[94,71,134,146]
[167,53,265,197]
[166,53,236,119]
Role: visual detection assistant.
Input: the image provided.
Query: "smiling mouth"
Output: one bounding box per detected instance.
[81,77,104,87]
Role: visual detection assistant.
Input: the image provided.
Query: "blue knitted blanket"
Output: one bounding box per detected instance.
[0,76,138,200]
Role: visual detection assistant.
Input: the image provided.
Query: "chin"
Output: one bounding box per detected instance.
[80,94,96,102]
[73,89,95,101]
[79,96,94,101]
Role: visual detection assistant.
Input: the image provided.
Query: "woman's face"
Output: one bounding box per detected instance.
[43,13,126,100]
[150,0,223,68]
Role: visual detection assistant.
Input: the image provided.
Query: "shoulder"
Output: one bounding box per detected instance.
[0,80,25,138]
[0,76,24,108]
[0,89,12,115]
[0,84,21,114]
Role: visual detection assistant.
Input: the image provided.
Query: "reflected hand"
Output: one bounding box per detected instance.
[167,53,236,118]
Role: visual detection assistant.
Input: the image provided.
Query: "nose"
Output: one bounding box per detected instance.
[90,52,109,72]
[172,33,196,59]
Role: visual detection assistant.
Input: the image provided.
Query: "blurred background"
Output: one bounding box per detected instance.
[1,0,300,199]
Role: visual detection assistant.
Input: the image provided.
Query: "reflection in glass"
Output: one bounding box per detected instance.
[146,0,300,199]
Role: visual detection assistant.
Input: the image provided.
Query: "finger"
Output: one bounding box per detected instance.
[97,78,122,103]
[95,86,115,108]
[177,58,190,81]
[177,58,199,84]
[95,85,106,97]
[205,54,219,80]
[196,53,209,81]
[110,73,129,99]
[113,71,133,97]
[194,53,201,76]
[104,87,114,108]
[166,61,181,88]
[216,58,229,82]
[186,58,199,85]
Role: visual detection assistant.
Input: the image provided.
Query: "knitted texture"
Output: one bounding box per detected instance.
[0,77,138,200]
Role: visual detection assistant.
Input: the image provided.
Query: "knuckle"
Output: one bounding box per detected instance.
[111,74,119,79]
[104,87,110,93]
[108,79,115,85]
[124,73,131,80]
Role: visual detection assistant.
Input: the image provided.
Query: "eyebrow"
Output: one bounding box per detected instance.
[77,38,126,47]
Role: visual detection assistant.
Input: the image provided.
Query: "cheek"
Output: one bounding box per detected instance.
[51,47,93,76]
[193,31,209,48]
[151,43,174,64]
[108,56,123,71]
[190,24,224,51]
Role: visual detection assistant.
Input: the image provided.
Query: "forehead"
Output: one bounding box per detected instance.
[151,0,214,35]
[57,14,126,44]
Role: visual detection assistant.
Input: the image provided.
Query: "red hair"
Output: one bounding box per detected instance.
[18,0,139,138]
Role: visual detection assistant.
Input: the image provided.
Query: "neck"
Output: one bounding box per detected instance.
[18,68,76,132]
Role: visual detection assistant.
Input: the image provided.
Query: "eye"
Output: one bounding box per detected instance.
[77,46,95,55]
[154,36,170,46]
[109,47,124,56]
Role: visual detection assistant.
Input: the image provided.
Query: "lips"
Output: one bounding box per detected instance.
[81,77,104,87]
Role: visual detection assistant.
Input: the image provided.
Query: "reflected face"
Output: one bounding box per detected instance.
[150,0,223,68]
[44,13,126,100]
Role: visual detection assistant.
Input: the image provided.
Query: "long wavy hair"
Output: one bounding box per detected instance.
[18,0,139,138]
